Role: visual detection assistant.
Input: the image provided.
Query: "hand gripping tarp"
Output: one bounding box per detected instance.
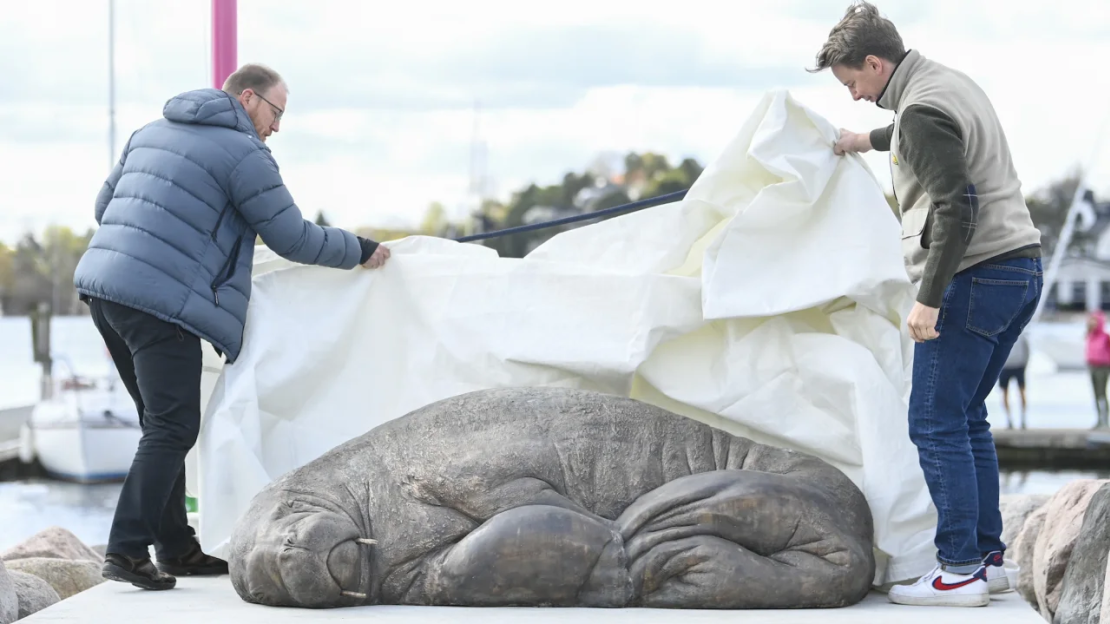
[189,90,939,586]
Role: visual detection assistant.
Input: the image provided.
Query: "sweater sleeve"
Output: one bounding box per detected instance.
[870,124,894,152]
[898,104,978,307]
[357,236,379,264]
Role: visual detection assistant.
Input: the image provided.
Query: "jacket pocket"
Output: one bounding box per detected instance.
[900,206,932,249]
[210,238,242,307]
[211,203,232,243]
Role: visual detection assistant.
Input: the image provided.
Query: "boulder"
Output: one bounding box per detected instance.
[1101,555,1110,624]
[1001,493,1050,550]
[0,527,103,564]
[9,571,59,620]
[6,557,104,600]
[1054,483,1110,624]
[1015,503,1049,610]
[0,560,17,624]
[1034,479,1110,621]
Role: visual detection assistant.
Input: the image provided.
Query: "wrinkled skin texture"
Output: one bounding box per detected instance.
[229,388,875,609]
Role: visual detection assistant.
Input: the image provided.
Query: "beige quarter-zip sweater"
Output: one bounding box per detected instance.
[868,49,1041,307]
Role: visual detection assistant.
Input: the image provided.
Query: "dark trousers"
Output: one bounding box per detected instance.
[88,298,202,560]
[1092,365,1110,427]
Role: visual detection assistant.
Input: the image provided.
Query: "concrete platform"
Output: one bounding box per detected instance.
[22,576,1043,623]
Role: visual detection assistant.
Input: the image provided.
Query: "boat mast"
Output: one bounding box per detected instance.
[107,0,116,170]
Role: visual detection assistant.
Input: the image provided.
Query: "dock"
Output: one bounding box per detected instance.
[0,404,40,479]
[21,575,1041,623]
[0,404,32,461]
[994,428,1110,469]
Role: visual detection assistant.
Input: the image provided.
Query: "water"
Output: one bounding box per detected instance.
[0,315,110,409]
[0,479,121,551]
[1000,469,1110,495]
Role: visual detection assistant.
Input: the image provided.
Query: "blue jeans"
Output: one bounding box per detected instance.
[908,256,1042,573]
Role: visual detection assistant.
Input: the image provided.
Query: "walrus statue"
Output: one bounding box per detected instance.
[228,387,875,609]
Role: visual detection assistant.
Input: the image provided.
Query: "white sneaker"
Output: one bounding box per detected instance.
[982,551,1019,594]
[888,565,989,607]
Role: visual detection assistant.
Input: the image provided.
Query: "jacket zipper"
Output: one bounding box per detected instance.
[210,203,234,306]
[211,238,242,307]
[211,204,231,243]
[889,114,899,207]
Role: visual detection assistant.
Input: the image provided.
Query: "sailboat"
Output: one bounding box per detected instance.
[15,0,142,484]
[18,356,141,483]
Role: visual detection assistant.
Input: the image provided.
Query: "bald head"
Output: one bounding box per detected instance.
[222,63,287,141]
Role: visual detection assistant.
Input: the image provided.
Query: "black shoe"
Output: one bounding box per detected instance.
[102,553,177,590]
[156,539,229,576]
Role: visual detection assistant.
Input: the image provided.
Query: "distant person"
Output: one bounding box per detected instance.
[72,64,391,591]
[1086,311,1110,429]
[998,334,1029,429]
[811,1,1042,607]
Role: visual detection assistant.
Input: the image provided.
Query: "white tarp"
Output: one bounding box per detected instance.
[190,89,938,586]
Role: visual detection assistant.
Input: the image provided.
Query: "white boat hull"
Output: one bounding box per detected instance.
[1027,320,1087,371]
[29,422,141,483]
[20,366,142,483]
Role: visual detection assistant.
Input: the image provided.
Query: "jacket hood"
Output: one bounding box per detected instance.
[163,88,260,140]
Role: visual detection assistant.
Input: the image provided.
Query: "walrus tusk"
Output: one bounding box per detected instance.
[342,591,367,599]
[356,538,377,546]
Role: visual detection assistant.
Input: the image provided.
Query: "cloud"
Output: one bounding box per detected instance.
[2,0,1109,246]
[0,0,207,108]
[245,18,818,113]
[0,1,815,114]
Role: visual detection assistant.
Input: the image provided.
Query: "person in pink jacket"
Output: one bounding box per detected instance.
[1086,311,1110,429]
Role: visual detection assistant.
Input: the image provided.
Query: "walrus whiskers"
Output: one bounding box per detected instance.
[356,538,377,546]
[342,591,367,599]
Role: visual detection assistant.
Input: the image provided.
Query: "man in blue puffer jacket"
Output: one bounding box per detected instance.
[72,64,390,590]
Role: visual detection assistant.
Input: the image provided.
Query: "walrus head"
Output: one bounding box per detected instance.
[229,486,375,608]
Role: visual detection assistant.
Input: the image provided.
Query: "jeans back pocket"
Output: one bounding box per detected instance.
[966,277,1029,338]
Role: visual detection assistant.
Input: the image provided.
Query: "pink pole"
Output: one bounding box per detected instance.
[212,0,237,89]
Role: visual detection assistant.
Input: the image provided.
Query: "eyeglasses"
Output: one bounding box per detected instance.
[252,90,284,123]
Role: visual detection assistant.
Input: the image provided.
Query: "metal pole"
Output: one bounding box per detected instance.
[211,0,237,89]
[1031,182,1088,323]
[108,0,116,170]
[1031,114,1109,324]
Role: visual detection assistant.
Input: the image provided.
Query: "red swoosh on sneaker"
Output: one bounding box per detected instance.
[932,576,981,591]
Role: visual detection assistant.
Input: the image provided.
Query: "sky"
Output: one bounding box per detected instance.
[1,0,1108,245]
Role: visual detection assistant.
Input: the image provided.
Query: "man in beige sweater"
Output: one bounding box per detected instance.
[811,1,1043,608]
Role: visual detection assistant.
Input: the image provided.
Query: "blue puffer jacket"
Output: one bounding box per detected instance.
[74,88,365,363]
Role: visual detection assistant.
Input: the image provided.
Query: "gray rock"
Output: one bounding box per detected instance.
[5,557,104,600]
[9,571,59,620]
[1055,483,1110,624]
[1101,555,1110,624]
[0,527,103,564]
[1001,494,1050,550]
[1034,480,1110,621]
[0,560,17,624]
[90,545,107,559]
[229,387,876,610]
[1015,503,1049,610]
